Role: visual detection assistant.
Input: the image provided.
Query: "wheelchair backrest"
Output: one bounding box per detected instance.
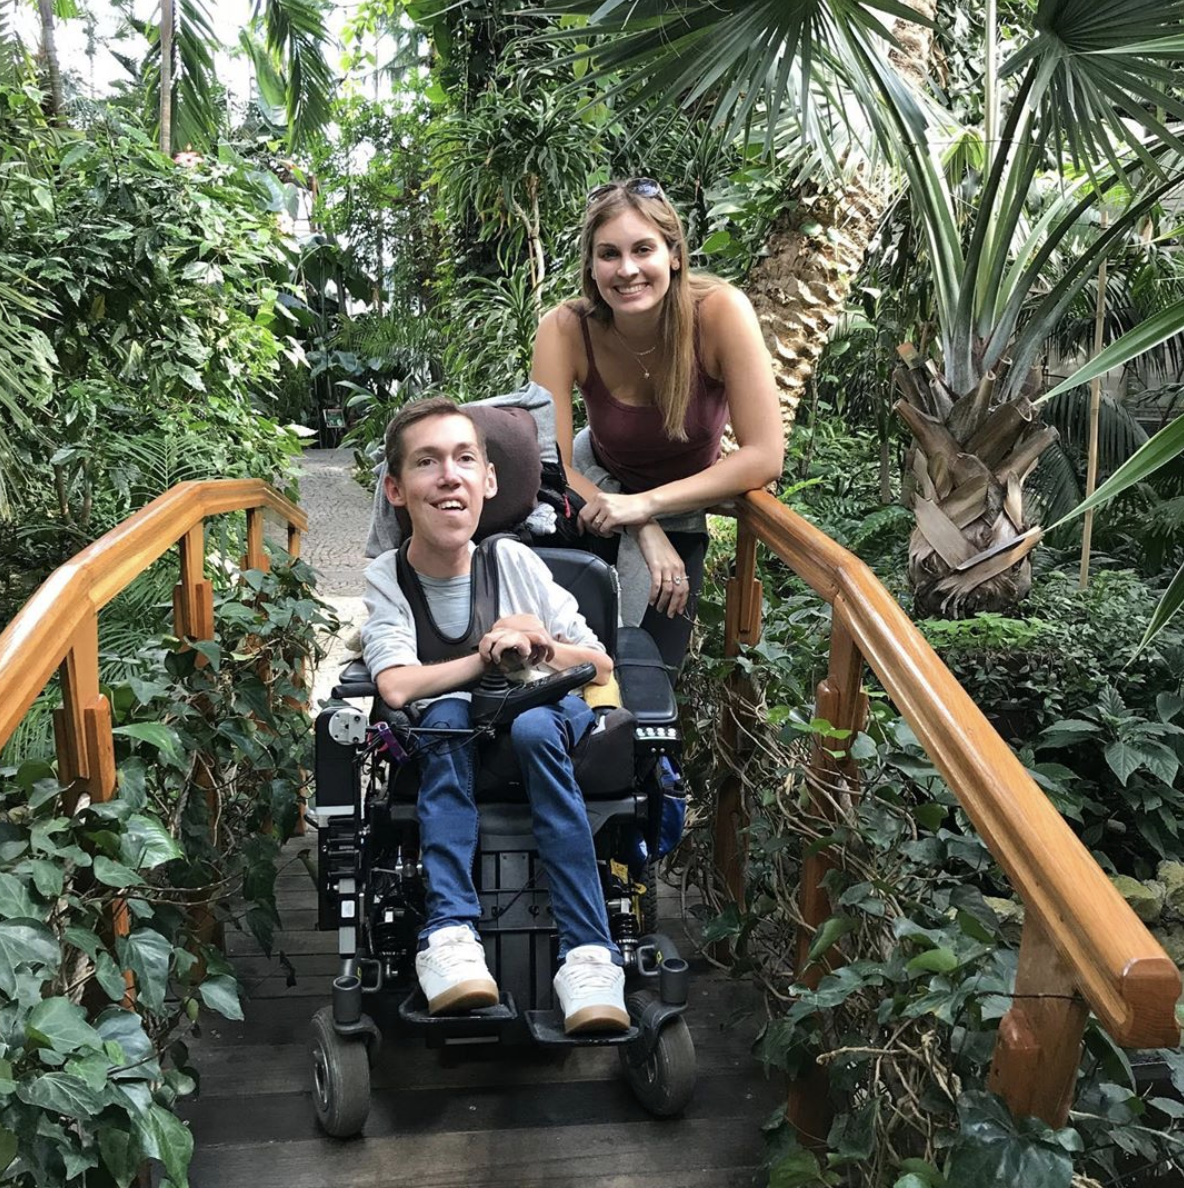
[534,548,618,657]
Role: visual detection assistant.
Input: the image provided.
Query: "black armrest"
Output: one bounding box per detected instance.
[615,627,677,726]
[332,658,378,699]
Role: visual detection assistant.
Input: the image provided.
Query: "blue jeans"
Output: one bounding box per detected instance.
[415,695,619,960]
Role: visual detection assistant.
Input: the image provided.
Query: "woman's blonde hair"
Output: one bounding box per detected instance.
[577,186,724,442]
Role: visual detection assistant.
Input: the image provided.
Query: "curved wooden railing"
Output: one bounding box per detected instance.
[716,490,1180,1133]
[0,480,307,803]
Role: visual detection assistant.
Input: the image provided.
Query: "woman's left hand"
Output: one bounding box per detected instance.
[579,491,655,535]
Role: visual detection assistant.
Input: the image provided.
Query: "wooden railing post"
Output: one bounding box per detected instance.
[174,523,214,642]
[988,914,1088,1127]
[245,507,269,572]
[715,522,762,927]
[788,599,869,1145]
[53,613,117,811]
[797,601,868,986]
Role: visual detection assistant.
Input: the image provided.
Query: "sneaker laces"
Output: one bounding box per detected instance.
[561,953,621,991]
[426,930,487,972]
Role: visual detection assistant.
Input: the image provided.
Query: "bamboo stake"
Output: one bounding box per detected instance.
[1079,211,1109,589]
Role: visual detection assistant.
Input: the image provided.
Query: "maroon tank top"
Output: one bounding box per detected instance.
[576,311,728,494]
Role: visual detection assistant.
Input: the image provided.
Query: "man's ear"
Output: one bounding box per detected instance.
[383,469,406,508]
[485,462,498,499]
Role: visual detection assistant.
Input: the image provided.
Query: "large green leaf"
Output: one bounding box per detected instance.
[17,1070,109,1119]
[0,872,39,920]
[945,1092,1076,1187]
[1136,560,1184,658]
[25,997,105,1055]
[1039,297,1184,405]
[0,919,60,996]
[1049,415,1184,528]
[120,814,183,871]
[117,929,172,1013]
[197,973,244,1021]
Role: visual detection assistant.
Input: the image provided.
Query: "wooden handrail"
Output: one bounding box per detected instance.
[723,490,1179,1125]
[0,479,307,754]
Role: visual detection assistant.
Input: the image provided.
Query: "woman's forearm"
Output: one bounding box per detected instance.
[643,444,783,518]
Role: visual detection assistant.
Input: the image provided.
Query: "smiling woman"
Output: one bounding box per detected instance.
[531,180,783,670]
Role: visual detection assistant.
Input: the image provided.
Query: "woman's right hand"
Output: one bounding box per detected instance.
[633,522,689,618]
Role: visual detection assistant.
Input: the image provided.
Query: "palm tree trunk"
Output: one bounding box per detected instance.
[732,1,937,448]
[37,0,65,121]
[159,0,175,154]
[894,349,1054,615]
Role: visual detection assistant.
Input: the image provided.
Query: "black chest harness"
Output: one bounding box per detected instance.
[394,535,506,663]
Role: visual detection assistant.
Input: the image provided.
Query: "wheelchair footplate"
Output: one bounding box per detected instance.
[398,988,518,1039]
[524,1011,639,1048]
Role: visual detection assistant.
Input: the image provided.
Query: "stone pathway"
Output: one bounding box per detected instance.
[295,447,374,706]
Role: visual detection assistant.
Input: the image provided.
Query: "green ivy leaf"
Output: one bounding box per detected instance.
[0,872,40,920]
[197,974,244,1021]
[31,859,64,899]
[808,915,857,964]
[0,919,60,996]
[26,997,105,1055]
[118,930,171,1013]
[111,722,183,762]
[95,1008,159,1081]
[93,856,145,888]
[945,1092,1074,1188]
[95,951,130,1002]
[120,814,183,871]
[99,1123,140,1188]
[17,1069,108,1119]
[907,947,960,975]
[135,1102,193,1186]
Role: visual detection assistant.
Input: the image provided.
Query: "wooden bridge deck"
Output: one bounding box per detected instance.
[183,840,781,1187]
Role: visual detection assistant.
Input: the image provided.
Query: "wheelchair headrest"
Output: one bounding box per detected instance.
[534,548,618,657]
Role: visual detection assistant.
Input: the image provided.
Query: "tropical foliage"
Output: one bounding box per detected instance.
[4,0,1184,1183]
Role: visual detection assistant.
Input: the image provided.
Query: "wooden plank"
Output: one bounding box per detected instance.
[184,1069,777,1149]
[188,1115,767,1188]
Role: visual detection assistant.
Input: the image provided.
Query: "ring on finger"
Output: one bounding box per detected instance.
[673,576,683,585]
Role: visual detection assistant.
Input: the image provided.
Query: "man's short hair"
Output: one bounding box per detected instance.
[384,397,488,478]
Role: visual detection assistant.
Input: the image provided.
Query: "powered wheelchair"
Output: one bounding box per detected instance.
[306,545,696,1138]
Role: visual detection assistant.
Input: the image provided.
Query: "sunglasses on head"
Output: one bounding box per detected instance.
[586,178,664,206]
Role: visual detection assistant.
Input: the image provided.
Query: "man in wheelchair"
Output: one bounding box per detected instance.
[309,392,695,1136]
[361,396,628,1033]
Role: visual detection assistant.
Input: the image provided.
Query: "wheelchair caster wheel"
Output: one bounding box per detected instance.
[310,1006,371,1137]
[619,991,696,1117]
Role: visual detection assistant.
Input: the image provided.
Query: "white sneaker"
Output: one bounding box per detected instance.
[415,926,499,1014]
[553,945,629,1034]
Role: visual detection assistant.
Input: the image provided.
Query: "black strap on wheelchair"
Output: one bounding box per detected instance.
[394,533,512,664]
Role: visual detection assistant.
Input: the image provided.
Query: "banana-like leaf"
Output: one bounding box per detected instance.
[1038,297,1184,405]
[1135,559,1184,657]
[1049,414,1184,529]
[252,0,335,149]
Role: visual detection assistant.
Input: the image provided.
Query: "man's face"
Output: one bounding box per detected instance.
[384,414,496,552]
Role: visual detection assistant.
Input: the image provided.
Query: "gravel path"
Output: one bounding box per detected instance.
[296,447,374,707]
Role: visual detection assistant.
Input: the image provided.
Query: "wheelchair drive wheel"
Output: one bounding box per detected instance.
[310,1006,371,1137]
[618,989,696,1117]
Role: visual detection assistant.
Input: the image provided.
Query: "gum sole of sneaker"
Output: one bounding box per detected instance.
[426,979,499,1015]
[563,1006,631,1035]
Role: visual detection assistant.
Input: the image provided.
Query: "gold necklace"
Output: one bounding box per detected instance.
[611,324,660,380]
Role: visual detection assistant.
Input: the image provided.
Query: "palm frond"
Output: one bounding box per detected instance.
[253,0,337,149]
[534,0,930,157]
